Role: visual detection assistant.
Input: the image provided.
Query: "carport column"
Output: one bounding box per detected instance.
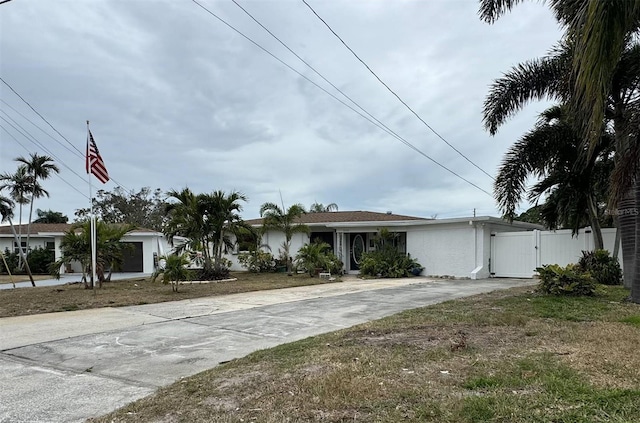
[336,231,345,272]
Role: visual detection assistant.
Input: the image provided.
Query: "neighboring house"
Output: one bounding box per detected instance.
[0,223,170,274]
[233,211,542,279]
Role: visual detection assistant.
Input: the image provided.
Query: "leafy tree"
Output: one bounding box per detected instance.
[0,195,35,286]
[479,0,640,301]
[75,187,167,231]
[514,205,544,226]
[260,202,309,275]
[33,209,68,224]
[152,254,191,292]
[309,202,338,213]
[51,220,135,289]
[16,153,59,260]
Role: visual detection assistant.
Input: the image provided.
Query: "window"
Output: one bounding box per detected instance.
[45,241,55,251]
[13,241,27,255]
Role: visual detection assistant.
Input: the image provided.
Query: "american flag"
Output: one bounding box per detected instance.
[86,129,110,184]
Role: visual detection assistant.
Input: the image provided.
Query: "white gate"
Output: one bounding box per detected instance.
[490,228,621,278]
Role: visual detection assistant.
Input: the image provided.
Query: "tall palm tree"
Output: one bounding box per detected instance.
[260,202,309,275]
[479,0,640,300]
[164,188,213,270]
[204,190,253,270]
[0,165,33,267]
[16,153,59,257]
[495,105,614,249]
[309,202,338,213]
[0,195,36,287]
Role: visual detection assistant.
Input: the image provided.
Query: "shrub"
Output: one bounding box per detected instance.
[193,265,231,281]
[238,250,276,273]
[295,241,343,277]
[152,254,191,292]
[577,249,622,285]
[27,247,55,274]
[358,228,423,278]
[0,248,19,274]
[536,264,597,296]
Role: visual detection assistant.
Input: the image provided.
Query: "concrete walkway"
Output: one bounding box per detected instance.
[0,277,534,423]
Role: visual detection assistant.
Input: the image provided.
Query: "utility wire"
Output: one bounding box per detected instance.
[301,0,495,181]
[191,0,492,196]
[0,77,131,191]
[0,124,90,198]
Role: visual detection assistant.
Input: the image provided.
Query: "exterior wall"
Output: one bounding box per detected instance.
[406,223,475,278]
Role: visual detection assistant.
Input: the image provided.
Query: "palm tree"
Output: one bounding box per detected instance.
[164,188,213,270]
[479,1,640,300]
[495,105,614,249]
[260,202,309,275]
[152,254,191,292]
[204,190,253,270]
[309,202,338,213]
[0,165,34,268]
[0,195,36,287]
[16,153,59,257]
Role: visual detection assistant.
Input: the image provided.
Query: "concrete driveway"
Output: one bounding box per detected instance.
[0,277,534,423]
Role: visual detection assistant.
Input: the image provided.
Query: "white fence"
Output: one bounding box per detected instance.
[490,228,621,278]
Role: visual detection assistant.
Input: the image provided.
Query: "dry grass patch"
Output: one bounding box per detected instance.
[0,272,341,318]
[92,285,640,423]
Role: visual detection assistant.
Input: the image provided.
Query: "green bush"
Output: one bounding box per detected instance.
[358,229,422,278]
[294,241,343,277]
[27,247,55,274]
[536,264,597,296]
[0,248,19,274]
[577,249,622,285]
[238,250,275,273]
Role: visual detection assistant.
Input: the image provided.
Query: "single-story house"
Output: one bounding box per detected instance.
[232,211,542,279]
[0,223,169,274]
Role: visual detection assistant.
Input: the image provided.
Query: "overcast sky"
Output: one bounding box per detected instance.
[0,0,562,222]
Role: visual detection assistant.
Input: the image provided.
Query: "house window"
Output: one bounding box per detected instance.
[45,241,55,251]
[13,241,27,255]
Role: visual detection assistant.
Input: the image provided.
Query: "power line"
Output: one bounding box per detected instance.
[0,124,90,198]
[0,77,131,191]
[190,0,492,196]
[300,0,495,181]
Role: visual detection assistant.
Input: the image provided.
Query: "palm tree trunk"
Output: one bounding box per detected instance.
[17,202,23,269]
[8,216,35,287]
[618,187,637,290]
[612,215,621,259]
[25,190,35,264]
[630,178,640,303]
[586,195,604,250]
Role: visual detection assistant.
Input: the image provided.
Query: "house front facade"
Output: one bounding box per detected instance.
[236,211,542,278]
[0,223,169,274]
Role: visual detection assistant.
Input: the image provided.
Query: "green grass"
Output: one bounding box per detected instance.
[620,315,640,327]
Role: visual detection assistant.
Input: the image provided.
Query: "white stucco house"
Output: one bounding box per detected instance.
[0,223,169,274]
[234,211,542,279]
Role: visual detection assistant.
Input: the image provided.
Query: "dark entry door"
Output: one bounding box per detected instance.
[121,242,144,272]
[349,233,367,271]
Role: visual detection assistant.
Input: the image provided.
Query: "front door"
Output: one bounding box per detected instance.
[349,233,367,271]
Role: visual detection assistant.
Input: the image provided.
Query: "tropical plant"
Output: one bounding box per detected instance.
[479,0,640,302]
[152,254,191,292]
[494,105,614,249]
[51,220,135,288]
[25,247,55,274]
[0,195,36,286]
[578,249,623,286]
[16,153,59,261]
[359,229,422,278]
[309,202,338,213]
[0,165,33,268]
[294,241,340,277]
[260,202,309,275]
[536,263,597,296]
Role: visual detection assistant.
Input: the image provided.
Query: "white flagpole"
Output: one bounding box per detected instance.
[87,120,97,290]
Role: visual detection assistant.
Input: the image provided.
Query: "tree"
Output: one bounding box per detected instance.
[479,0,640,301]
[51,220,135,289]
[495,105,614,249]
[260,202,309,275]
[33,209,68,224]
[0,165,33,267]
[75,187,167,231]
[309,202,338,213]
[16,153,59,261]
[152,254,190,292]
[0,195,36,287]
